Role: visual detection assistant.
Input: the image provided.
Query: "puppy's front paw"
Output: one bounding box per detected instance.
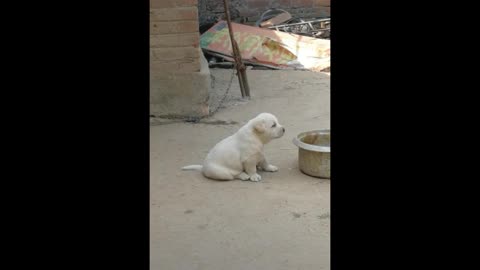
[249,173,262,182]
[264,164,278,172]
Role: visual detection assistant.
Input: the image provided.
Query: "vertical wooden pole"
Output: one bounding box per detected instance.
[222,0,250,98]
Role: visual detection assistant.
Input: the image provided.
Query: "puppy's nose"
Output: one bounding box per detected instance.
[282,127,285,132]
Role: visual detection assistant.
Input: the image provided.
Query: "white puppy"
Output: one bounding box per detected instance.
[182,113,285,181]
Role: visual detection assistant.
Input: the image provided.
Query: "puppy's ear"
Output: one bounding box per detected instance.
[254,119,266,133]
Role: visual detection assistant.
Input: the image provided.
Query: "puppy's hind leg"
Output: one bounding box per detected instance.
[202,164,235,181]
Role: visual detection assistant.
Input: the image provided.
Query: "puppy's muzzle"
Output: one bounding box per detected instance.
[276,127,285,138]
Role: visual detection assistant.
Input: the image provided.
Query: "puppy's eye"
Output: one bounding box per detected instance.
[272,123,277,128]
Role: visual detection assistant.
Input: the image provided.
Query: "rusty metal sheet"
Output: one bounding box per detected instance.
[200,20,330,71]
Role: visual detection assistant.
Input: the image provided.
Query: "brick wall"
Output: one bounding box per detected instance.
[150,0,210,118]
[198,0,330,27]
[150,0,201,74]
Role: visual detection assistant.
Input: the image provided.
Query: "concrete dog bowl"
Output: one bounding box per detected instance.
[292,129,330,178]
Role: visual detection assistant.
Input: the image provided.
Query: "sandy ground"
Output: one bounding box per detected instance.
[150,69,330,270]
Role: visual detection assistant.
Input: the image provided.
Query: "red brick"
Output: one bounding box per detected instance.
[150,33,199,48]
[150,7,198,22]
[291,0,313,8]
[311,6,331,16]
[313,0,331,7]
[237,7,259,17]
[277,0,292,7]
[150,0,197,9]
[150,21,199,35]
[246,0,270,9]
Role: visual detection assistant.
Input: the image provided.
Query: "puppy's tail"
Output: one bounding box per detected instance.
[181,165,203,171]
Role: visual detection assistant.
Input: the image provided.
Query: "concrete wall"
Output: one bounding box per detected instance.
[150,0,210,117]
[198,0,330,27]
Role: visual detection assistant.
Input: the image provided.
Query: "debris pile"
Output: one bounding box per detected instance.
[200,9,330,72]
[256,9,330,39]
[200,20,330,72]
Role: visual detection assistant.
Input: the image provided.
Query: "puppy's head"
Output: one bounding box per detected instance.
[251,113,285,143]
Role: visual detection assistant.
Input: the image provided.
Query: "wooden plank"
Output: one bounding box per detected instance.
[150,33,199,48]
[150,21,199,35]
[150,7,198,22]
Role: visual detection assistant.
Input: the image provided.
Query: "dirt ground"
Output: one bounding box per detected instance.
[150,69,330,270]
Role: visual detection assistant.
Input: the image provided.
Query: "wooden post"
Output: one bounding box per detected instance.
[222,0,250,98]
